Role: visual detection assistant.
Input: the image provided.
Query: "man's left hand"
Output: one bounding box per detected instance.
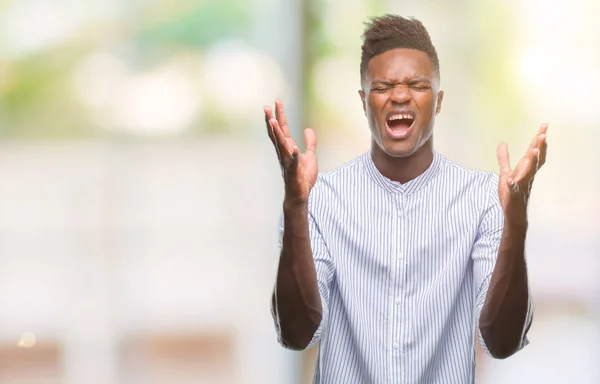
[496,123,548,221]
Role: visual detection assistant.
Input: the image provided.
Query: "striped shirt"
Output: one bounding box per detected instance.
[272,150,533,384]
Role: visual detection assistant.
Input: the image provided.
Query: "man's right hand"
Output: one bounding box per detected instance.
[265,99,324,350]
[265,99,318,206]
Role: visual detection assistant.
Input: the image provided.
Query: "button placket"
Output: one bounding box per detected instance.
[394,194,403,360]
[397,193,407,380]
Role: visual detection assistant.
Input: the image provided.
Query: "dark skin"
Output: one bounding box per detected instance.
[482,123,547,358]
[359,48,444,184]
[265,101,320,350]
[265,48,548,356]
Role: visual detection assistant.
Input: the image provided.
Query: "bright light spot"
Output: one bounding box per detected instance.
[112,68,201,135]
[514,0,600,124]
[72,53,202,135]
[2,0,80,58]
[517,47,600,124]
[203,41,285,119]
[517,50,548,88]
[1,0,125,59]
[18,332,36,348]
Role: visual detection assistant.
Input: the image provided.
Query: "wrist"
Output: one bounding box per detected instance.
[283,197,308,211]
[503,207,528,231]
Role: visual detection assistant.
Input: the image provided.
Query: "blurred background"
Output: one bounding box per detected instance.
[0,0,598,383]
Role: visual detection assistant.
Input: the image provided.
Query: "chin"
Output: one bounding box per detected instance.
[381,141,419,158]
[385,149,416,158]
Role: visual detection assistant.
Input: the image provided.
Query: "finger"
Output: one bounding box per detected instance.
[537,134,547,168]
[264,106,275,143]
[266,114,282,163]
[496,143,511,174]
[264,105,273,119]
[304,128,317,155]
[270,118,293,161]
[275,99,292,139]
[530,147,540,174]
[507,178,520,193]
[528,123,549,151]
[515,147,540,183]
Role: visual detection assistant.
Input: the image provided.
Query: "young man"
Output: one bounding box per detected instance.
[266,14,547,383]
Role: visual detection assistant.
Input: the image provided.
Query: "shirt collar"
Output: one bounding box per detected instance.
[362,149,445,195]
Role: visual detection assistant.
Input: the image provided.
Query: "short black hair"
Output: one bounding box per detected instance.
[360,14,440,83]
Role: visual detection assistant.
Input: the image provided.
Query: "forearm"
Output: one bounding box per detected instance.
[479,210,531,359]
[272,200,322,350]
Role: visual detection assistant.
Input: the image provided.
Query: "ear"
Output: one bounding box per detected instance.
[358,90,366,115]
[435,90,444,115]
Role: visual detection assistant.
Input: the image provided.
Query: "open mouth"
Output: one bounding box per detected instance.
[386,113,415,139]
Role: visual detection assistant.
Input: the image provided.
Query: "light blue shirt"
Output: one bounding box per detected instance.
[273,150,532,383]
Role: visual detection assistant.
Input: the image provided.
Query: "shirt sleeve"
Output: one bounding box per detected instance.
[472,173,534,357]
[271,201,335,351]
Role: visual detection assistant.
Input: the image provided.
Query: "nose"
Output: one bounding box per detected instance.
[390,84,411,105]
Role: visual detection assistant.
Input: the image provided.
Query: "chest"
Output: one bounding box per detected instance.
[321,191,481,286]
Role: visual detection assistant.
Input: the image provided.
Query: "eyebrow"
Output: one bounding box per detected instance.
[371,78,432,86]
[371,81,393,86]
[408,78,432,84]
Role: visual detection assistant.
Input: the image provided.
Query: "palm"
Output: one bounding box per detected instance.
[294,150,318,196]
[497,124,548,209]
[265,100,319,203]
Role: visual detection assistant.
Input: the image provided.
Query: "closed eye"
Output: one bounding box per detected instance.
[409,84,431,91]
[372,87,391,93]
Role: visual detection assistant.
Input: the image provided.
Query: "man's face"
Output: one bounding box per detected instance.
[359,48,444,158]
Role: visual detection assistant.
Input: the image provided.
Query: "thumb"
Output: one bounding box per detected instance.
[304,128,317,155]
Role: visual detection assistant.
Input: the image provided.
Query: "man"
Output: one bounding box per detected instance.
[266,14,547,384]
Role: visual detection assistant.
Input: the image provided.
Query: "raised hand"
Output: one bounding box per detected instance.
[265,99,318,205]
[496,123,548,216]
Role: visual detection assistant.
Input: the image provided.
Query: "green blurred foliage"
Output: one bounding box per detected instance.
[302,0,383,132]
[472,2,526,147]
[0,48,94,138]
[0,0,528,143]
[0,0,252,139]
[137,0,251,50]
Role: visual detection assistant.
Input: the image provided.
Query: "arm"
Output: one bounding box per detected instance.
[478,202,533,359]
[271,202,323,350]
[265,100,331,350]
[478,123,548,359]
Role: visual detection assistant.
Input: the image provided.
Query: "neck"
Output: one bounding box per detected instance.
[371,139,434,184]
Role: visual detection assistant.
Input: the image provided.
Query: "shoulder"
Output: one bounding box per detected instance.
[438,153,499,196]
[307,153,368,217]
[311,153,368,195]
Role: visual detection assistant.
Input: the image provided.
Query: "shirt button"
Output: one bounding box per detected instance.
[395,297,401,305]
[397,252,403,260]
[393,342,399,349]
